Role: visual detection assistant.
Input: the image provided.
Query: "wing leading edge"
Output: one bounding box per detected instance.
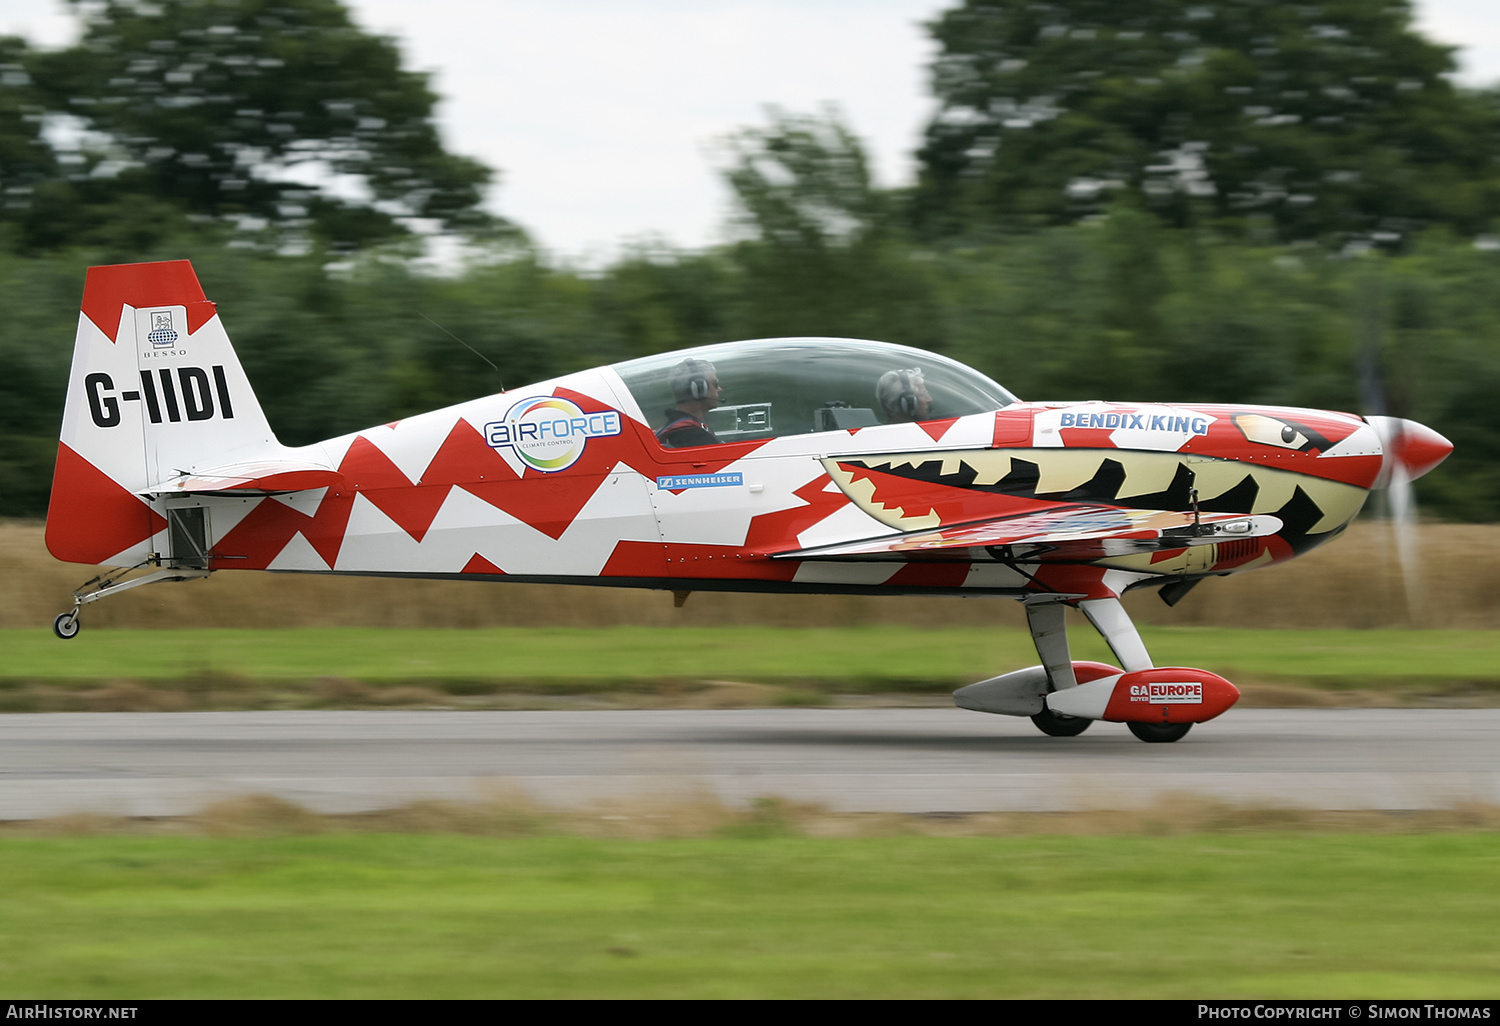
[773,504,1283,560]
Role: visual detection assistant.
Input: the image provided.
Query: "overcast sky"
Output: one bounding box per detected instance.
[3,0,1498,262]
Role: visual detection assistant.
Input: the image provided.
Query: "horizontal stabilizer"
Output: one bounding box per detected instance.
[776,505,1282,560]
[140,459,344,496]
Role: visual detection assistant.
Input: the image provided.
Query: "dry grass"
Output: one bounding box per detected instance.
[1140,520,1500,630]
[7,518,1500,632]
[0,676,1484,713]
[0,675,937,713]
[6,790,1499,840]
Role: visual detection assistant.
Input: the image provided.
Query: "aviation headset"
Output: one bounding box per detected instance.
[896,369,922,419]
[672,359,716,403]
[689,369,711,401]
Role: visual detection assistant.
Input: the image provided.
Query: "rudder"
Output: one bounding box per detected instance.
[47,260,278,566]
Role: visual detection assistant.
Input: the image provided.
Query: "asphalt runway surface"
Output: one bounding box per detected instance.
[0,708,1496,820]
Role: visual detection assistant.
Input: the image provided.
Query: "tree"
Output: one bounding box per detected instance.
[716,106,940,344]
[912,0,1500,245]
[720,105,885,254]
[0,36,73,251]
[17,0,498,251]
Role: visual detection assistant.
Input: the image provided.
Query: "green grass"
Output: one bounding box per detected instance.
[0,832,1495,998]
[4,625,1500,693]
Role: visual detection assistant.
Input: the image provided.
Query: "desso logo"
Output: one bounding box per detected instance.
[484,396,621,472]
[147,310,179,348]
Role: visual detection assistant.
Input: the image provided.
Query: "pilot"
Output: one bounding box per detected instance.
[657,358,723,448]
[876,368,933,423]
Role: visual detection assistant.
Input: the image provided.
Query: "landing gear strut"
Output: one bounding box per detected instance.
[52,562,211,641]
[957,593,1238,741]
[1023,596,1192,744]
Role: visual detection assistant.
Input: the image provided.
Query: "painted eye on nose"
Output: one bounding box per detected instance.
[1234,414,1317,451]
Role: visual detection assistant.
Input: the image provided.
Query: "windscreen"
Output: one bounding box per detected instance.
[613,338,1017,446]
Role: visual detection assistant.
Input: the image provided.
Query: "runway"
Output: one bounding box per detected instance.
[0,708,1496,819]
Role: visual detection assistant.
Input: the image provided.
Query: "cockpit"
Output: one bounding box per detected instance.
[612,338,1018,447]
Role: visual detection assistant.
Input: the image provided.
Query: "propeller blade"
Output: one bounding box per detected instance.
[1366,416,1451,625]
[1386,458,1423,620]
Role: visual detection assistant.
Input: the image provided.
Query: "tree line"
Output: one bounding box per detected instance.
[2,0,1499,520]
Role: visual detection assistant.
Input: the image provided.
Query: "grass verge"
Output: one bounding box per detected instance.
[1,793,1497,999]
[2,625,1500,710]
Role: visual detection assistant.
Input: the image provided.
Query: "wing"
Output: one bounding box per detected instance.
[775,504,1282,560]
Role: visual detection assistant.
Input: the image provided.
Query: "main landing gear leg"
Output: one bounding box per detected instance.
[1078,597,1153,673]
[52,565,211,640]
[1023,596,1194,742]
[1079,596,1192,743]
[1024,600,1092,737]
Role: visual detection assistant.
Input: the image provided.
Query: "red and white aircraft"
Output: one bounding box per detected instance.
[46,260,1453,741]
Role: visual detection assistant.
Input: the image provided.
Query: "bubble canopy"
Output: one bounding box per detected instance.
[612,338,1018,446]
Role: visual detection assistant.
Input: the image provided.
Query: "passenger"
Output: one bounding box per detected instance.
[876,368,933,423]
[657,358,723,448]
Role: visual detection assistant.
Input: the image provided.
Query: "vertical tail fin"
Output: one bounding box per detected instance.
[46,260,278,566]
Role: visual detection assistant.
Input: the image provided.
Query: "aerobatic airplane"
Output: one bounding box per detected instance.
[45,260,1453,741]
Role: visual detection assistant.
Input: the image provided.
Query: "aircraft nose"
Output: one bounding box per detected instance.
[1368,416,1454,486]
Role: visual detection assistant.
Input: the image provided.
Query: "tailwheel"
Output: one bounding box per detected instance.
[52,612,80,640]
[1031,707,1092,737]
[1127,720,1192,743]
